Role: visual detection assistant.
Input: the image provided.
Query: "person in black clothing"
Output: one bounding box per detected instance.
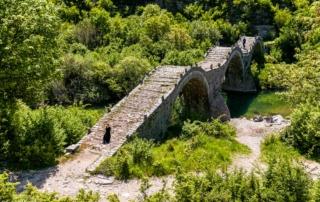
[103,125,111,144]
[242,38,246,49]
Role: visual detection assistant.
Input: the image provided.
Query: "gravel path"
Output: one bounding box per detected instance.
[8,117,320,201]
[10,149,173,201]
[230,118,320,179]
[229,118,289,171]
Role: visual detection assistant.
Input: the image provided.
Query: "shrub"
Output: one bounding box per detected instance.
[114,153,130,180]
[50,53,114,105]
[166,25,192,50]
[107,56,151,96]
[0,173,16,202]
[181,119,236,139]
[258,63,292,90]
[262,157,311,201]
[9,102,66,168]
[74,19,98,49]
[282,104,320,158]
[128,137,154,165]
[162,49,203,66]
[310,180,320,202]
[107,193,120,202]
[1,101,102,169]
[174,156,311,202]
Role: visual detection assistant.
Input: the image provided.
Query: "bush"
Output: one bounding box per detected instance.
[107,193,120,202]
[113,152,131,180]
[174,157,311,202]
[9,102,66,168]
[166,25,192,50]
[282,104,320,158]
[258,63,292,90]
[95,137,154,180]
[1,101,102,169]
[263,157,311,201]
[49,52,114,105]
[129,137,154,165]
[310,180,320,202]
[107,56,151,96]
[0,173,16,202]
[162,49,203,65]
[181,119,236,139]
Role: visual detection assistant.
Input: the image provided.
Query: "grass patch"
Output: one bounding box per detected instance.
[94,120,249,180]
[151,135,249,173]
[261,134,302,163]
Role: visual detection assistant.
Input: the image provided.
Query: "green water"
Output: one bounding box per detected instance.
[225,91,292,118]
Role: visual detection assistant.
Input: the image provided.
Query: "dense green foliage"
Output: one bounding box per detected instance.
[172,158,312,202]
[53,3,239,104]
[282,104,320,159]
[95,120,248,180]
[0,0,60,105]
[2,158,320,202]
[256,1,320,159]
[0,102,103,169]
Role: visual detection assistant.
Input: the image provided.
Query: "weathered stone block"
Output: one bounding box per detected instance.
[65,144,79,153]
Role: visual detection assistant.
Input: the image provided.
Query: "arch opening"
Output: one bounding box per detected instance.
[168,77,210,136]
[222,53,244,92]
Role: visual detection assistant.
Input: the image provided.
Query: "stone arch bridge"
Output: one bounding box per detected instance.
[80,36,264,170]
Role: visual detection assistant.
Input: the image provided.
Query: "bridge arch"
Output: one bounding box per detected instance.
[171,68,211,121]
[222,48,245,92]
[137,67,212,140]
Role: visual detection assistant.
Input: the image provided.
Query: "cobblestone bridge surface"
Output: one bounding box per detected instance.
[12,36,264,196]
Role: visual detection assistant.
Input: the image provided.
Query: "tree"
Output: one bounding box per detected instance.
[107,56,151,96]
[0,0,61,166]
[0,0,61,105]
[143,5,171,41]
[166,25,192,50]
[282,104,320,158]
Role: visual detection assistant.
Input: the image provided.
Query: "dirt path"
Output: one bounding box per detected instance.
[10,149,173,201]
[8,118,320,201]
[229,118,289,171]
[230,118,320,179]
